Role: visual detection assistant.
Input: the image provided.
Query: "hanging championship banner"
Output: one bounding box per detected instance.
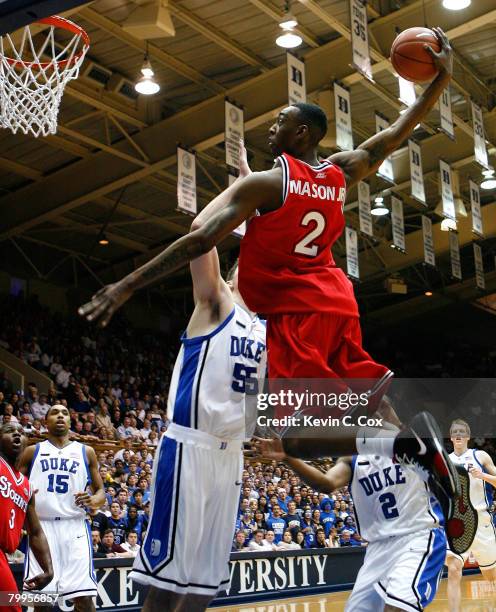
[346,227,360,280]
[422,216,435,267]
[409,139,426,205]
[469,179,483,238]
[350,0,373,81]
[439,159,456,220]
[225,100,244,170]
[391,196,405,252]
[358,181,373,237]
[449,231,462,280]
[438,87,454,140]
[398,76,416,106]
[471,101,489,169]
[375,113,394,183]
[177,146,197,215]
[334,82,353,151]
[228,173,247,238]
[287,53,306,106]
[473,243,485,290]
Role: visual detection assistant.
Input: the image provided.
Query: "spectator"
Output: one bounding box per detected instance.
[266,505,286,544]
[339,530,354,547]
[315,529,329,549]
[121,531,140,556]
[88,506,108,536]
[107,501,127,545]
[277,530,300,551]
[262,530,277,551]
[98,530,132,558]
[247,530,273,552]
[92,530,107,559]
[295,531,306,549]
[300,510,316,548]
[31,393,50,420]
[125,506,144,543]
[231,531,248,552]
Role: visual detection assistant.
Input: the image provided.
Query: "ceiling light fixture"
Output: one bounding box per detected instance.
[425,291,433,297]
[135,53,160,95]
[371,196,389,216]
[442,0,471,10]
[481,168,496,190]
[98,234,109,246]
[276,2,302,48]
[440,218,457,232]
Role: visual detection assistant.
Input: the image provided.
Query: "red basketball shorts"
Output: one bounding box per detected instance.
[266,313,393,417]
[0,551,21,612]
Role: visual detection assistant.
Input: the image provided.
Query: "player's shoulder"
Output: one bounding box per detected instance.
[474,448,492,464]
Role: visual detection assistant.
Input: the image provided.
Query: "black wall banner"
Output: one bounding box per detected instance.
[13,549,366,609]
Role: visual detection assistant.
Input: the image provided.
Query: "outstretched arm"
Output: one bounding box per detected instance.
[329,27,453,189]
[251,436,352,491]
[24,495,53,591]
[79,167,281,327]
[189,139,251,306]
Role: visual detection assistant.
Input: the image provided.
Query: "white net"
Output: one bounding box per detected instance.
[0,17,89,137]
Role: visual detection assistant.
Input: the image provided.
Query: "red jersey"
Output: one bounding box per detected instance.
[239,153,359,316]
[0,456,31,553]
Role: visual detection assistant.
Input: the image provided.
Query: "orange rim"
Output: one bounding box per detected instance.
[3,15,90,70]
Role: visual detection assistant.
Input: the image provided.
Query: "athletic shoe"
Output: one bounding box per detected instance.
[393,411,474,554]
[445,464,478,554]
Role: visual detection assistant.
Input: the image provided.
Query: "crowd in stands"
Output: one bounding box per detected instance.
[0,292,495,555]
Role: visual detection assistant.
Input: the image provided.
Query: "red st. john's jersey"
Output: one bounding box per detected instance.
[239,153,359,316]
[0,456,31,553]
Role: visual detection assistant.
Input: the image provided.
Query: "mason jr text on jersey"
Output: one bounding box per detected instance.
[289,180,346,202]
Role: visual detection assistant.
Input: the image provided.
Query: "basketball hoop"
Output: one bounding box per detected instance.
[0,16,90,137]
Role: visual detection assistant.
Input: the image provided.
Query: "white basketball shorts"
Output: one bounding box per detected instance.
[130,423,243,597]
[345,528,446,612]
[447,511,496,570]
[25,517,97,604]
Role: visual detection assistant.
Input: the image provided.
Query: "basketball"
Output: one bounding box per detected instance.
[391,27,441,83]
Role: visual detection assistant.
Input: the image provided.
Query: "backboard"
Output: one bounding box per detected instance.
[0,0,90,35]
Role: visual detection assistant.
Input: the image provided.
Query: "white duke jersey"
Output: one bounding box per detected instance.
[450,449,493,513]
[350,455,442,543]
[167,304,266,440]
[29,440,91,520]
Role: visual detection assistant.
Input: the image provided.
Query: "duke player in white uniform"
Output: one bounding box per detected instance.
[445,419,496,612]
[129,144,266,612]
[19,405,105,612]
[256,433,446,612]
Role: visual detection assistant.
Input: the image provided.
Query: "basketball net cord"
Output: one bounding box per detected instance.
[0,22,88,137]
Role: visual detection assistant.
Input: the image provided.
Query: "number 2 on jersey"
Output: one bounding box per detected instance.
[379,492,399,519]
[294,211,326,257]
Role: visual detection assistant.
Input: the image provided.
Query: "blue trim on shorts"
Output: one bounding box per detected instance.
[85,520,97,585]
[141,437,182,573]
[415,528,446,608]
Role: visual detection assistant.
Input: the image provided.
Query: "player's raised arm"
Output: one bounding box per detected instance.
[189,140,251,306]
[74,446,106,510]
[470,451,496,488]
[79,167,281,327]
[23,494,53,591]
[328,27,453,189]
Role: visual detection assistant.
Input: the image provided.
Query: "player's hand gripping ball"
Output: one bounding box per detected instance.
[391,26,452,83]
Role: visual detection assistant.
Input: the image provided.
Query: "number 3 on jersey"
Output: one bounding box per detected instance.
[294,211,326,257]
[9,508,15,529]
